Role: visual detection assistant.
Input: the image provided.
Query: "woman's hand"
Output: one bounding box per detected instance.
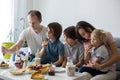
[83,60,93,67]
[89,61,102,69]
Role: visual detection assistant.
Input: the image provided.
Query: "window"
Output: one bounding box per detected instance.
[0,1,12,58]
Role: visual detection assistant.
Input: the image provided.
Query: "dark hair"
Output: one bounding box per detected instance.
[48,22,62,39]
[64,26,77,40]
[75,21,96,42]
[28,10,42,21]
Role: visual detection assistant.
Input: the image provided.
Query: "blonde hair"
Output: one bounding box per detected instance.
[91,29,107,44]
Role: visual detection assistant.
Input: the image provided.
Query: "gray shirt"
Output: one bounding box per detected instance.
[64,42,84,64]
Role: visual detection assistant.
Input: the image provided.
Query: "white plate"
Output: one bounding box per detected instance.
[0,66,9,69]
[55,67,66,73]
[0,64,9,69]
[9,69,25,75]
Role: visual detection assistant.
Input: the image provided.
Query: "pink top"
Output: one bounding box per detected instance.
[84,31,115,71]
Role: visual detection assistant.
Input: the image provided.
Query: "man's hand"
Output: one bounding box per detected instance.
[1,46,8,55]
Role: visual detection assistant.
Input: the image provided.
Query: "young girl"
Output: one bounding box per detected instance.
[79,29,110,76]
[62,26,84,68]
[39,22,64,66]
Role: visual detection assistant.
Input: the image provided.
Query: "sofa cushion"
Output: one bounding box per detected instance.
[114,38,120,71]
[116,61,120,71]
[114,38,120,48]
[116,71,120,80]
[114,37,120,71]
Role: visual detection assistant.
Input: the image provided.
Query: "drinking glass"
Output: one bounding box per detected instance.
[2,42,15,62]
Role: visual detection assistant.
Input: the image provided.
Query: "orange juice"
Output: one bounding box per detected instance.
[2,42,15,59]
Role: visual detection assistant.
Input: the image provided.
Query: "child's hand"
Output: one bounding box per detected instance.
[42,40,48,47]
[85,44,93,54]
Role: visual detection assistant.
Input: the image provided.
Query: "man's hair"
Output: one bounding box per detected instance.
[28,10,42,21]
[64,26,77,40]
[48,22,62,39]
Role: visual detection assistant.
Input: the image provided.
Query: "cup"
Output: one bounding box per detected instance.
[2,42,15,59]
[35,57,40,65]
[66,64,76,76]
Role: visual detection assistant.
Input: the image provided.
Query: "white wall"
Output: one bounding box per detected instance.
[32,0,120,38]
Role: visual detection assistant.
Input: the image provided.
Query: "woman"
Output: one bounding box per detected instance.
[75,21,120,80]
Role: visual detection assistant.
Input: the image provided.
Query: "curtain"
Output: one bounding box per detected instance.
[0,0,33,59]
[0,0,12,59]
[12,0,28,42]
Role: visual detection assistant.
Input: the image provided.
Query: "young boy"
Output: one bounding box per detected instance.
[62,26,84,68]
[79,29,110,77]
[39,22,64,66]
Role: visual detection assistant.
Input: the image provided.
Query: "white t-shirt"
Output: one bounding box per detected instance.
[19,26,47,55]
[91,45,109,72]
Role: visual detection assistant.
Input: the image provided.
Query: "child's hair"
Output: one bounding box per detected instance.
[48,22,62,39]
[91,29,107,44]
[64,26,77,40]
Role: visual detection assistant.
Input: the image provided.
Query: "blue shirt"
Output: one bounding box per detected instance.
[41,39,64,64]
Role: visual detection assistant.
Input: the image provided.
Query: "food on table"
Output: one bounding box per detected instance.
[26,64,50,74]
[43,40,48,46]
[0,61,9,67]
[10,69,25,75]
[31,72,44,80]
[48,64,55,75]
[15,60,24,69]
[48,68,55,75]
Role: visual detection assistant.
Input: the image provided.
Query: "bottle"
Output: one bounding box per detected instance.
[66,56,73,66]
[35,49,40,65]
[35,49,39,58]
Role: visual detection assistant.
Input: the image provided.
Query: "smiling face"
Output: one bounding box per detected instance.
[27,14,41,32]
[78,28,91,40]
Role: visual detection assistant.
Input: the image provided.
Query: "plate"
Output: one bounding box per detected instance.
[9,69,25,75]
[0,64,9,69]
[55,67,66,73]
[0,66,9,69]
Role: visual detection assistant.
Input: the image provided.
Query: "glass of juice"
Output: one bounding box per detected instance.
[2,42,15,61]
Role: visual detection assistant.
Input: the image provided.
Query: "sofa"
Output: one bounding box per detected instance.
[115,38,120,80]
